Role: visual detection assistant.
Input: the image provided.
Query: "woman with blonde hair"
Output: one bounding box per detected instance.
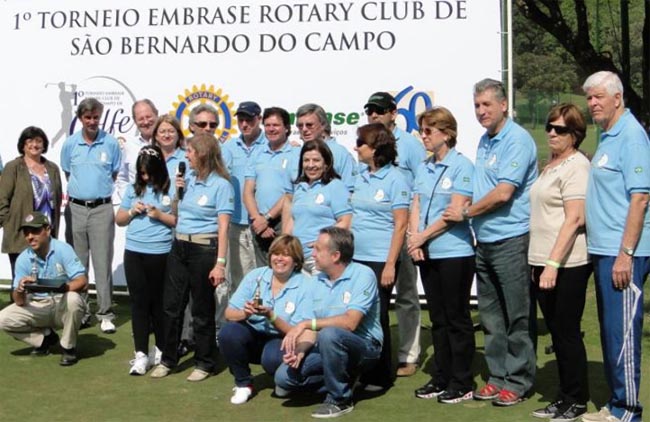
[150,133,234,382]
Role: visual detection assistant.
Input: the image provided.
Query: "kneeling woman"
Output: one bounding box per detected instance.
[219,234,312,405]
[150,133,234,381]
[116,146,177,375]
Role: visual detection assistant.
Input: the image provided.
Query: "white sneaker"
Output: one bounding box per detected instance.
[230,386,253,404]
[129,351,149,375]
[148,345,162,367]
[100,319,116,334]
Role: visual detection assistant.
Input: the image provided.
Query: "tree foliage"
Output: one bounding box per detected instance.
[514,0,650,128]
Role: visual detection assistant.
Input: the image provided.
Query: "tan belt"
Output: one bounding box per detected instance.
[175,233,217,246]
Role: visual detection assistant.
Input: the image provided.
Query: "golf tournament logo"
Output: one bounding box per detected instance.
[48,75,137,147]
[171,84,237,142]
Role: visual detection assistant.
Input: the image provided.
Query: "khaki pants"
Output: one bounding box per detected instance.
[0,292,86,349]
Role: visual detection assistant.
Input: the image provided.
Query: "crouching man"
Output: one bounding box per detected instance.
[0,212,88,366]
[274,227,382,418]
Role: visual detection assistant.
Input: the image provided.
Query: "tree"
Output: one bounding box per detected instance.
[515,0,650,129]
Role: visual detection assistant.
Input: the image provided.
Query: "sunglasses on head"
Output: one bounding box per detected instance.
[545,123,571,135]
[194,121,218,129]
[364,106,389,116]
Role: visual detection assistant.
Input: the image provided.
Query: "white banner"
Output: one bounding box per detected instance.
[0,0,503,286]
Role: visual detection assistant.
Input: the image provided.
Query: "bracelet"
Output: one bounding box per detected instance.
[311,318,317,331]
[269,312,277,323]
[545,259,561,269]
[216,257,227,265]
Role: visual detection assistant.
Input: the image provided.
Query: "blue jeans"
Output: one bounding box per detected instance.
[218,321,283,387]
[274,327,381,404]
[475,233,536,395]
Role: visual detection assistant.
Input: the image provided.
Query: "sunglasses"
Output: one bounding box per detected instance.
[419,127,441,136]
[355,138,366,148]
[364,106,389,116]
[545,123,571,135]
[194,121,218,129]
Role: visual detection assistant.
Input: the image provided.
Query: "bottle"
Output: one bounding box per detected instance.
[30,257,39,282]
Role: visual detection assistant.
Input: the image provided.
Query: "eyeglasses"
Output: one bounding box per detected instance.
[156,129,177,136]
[297,122,319,130]
[193,121,218,129]
[545,123,571,135]
[364,106,389,116]
[419,127,442,136]
[355,138,366,148]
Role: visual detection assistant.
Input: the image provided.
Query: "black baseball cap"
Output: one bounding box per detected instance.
[364,92,397,110]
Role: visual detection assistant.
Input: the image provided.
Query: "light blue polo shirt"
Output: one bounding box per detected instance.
[586,109,650,256]
[415,149,475,258]
[351,164,410,262]
[13,238,86,297]
[325,137,358,191]
[304,262,382,345]
[0,154,4,173]
[291,179,352,257]
[222,132,267,225]
[244,141,300,215]
[165,147,188,180]
[229,266,313,336]
[472,118,538,243]
[120,184,176,254]
[60,129,121,199]
[393,126,426,189]
[176,171,234,234]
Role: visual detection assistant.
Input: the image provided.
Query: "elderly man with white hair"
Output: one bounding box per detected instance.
[582,70,650,422]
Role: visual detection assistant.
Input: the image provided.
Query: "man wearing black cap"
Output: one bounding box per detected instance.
[218,101,266,333]
[0,212,88,366]
[363,91,426,377]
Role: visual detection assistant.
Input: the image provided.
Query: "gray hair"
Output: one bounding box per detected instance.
[319,227,354,264]
[296,103,331,135]
[76,97,104,118]
[189,104,219,126]
[473,78,507,102]
[582,71,624,97]
[131,99,159,119]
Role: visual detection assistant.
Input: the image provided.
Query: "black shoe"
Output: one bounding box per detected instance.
[437,388,474,404]
[60,348,78,366]
[415,379,446,399]
[80,316,92,330]
[177,340,194,358]
[31,330,59,356]
[532,400,565,418]
[550,403,587,422]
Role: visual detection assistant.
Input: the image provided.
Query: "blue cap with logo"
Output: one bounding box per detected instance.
[236,101,261,117]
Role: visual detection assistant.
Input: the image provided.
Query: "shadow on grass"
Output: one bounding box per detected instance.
[9,332,117,360]
[77,333,116,359]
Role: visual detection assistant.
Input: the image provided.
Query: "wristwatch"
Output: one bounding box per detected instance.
[621,246,635,256]
[461,207,470,220]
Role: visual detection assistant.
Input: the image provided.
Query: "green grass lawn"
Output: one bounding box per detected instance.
[0,281,648,422]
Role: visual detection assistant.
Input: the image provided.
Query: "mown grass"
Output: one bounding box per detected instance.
[0,279,648,422]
